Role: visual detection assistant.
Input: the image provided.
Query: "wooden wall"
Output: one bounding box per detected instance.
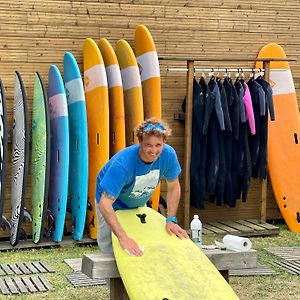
[1,0,299,237]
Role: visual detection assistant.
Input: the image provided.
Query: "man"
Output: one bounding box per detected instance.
[95,118,188,256]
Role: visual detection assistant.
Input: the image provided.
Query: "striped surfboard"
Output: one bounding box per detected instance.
[10,71,29,246]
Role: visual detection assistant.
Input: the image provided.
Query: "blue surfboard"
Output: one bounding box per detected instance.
[63,52,88,241]
[48,65,69,242]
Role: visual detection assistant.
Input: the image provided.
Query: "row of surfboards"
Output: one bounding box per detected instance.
[0,24,162,246]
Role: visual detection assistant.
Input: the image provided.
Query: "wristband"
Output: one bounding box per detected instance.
[166,216,177,224]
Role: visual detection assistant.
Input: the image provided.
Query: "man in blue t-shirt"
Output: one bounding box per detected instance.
[95,118,188,256]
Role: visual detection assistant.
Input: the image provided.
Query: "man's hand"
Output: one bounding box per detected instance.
[166,222,189,239]
[119,234,144,256]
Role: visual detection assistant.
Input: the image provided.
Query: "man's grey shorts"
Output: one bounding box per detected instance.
[95,199,113,254]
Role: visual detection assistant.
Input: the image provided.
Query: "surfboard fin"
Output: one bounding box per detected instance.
[136,213,147,224]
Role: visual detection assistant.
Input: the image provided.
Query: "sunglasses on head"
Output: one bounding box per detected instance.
[143,124,166,132]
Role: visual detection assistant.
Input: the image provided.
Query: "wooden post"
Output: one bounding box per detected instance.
[260,60,270,223]
[183,60,194,229]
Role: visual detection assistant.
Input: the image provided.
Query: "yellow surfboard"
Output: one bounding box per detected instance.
[135,25,162,211]
[115,39,144,146]
[112,207,239,300]
[83,38,109,239]
[98,38,126,157]
[256,43,300,232]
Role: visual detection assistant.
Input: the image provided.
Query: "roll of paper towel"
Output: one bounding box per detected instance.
[217,235,252,251]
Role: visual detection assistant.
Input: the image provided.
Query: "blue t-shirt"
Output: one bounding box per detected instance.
[96,144,181,210]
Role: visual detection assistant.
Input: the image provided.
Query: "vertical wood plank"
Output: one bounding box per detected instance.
[260,60,270,223]
[183,60,194,229]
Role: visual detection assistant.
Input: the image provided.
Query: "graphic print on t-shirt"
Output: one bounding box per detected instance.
[129,170,159,199]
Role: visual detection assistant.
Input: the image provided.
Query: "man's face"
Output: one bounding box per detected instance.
[138,135,165,163]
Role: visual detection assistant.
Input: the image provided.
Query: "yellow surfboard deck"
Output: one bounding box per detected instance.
[256,43,300,232]
[98,38,126,157]
[112,207,239,300]
[135,25,162,211]
[115,39,144,146]
[83,38,109,239]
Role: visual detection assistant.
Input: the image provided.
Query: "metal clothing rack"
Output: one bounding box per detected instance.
[161,56,296,229]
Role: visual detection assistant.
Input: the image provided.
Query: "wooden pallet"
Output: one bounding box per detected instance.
[65,273,106,288]
[271,261,300,275]
[229,263,276,276]
[64,258,82,273]
[0,275,53,295]
[265,247,300,261]
[0,261,54,276]
[203,219,279,237]
[64,258,106,287]
[0,235,97,251]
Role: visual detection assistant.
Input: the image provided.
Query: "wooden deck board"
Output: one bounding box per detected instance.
[0,278,10,295]
[265,247,300,261]
[203,219,279,237]
[206,222,240,234]
[30,276,47,292]
[13,277,29,294]
[271,261,300,275]
[229,263,276,276]
[21,277,38,293]
[4,277,19,295]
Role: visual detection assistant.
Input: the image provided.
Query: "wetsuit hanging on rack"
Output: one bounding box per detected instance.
[189,78,206,209]
[247,75,266,178]
[223,76,240,207]
[214,77,232,206]
[255,75,275,179]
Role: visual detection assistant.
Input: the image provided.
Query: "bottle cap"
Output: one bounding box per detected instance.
[193,215,199,219]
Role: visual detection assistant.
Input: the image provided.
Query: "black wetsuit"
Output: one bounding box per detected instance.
[189,78,206,208]
[215,78,232,206]
[233,79,252,202]
[255,76,275,179]
[247,78,266,177]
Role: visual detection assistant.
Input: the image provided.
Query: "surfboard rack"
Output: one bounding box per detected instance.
[23,208,32,223]
[164,56,297,230]
[43,209,55,239]
[0,216,11,231]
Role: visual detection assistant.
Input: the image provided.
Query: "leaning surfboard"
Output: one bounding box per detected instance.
[256,43,300,232]
[31,73,50,243]
[115,39,144,146]
[83,38,109,239]
[48,65,69,242]
[112,207,239,299]
[98,38,126,157]
[0,79,8,229]
[135,24,162,211]
[10,71,29,246]
[64,51,89,241]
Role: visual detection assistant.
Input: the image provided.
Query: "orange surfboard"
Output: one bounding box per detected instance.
[83,38,109,239]
[135,25,162,211]
[256,43,300,232]
[98,38,126,157]
[115,39,144,146]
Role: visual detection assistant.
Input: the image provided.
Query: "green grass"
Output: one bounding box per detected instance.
[0,224,299,299]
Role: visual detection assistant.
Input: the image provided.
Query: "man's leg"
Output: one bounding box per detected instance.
[95,199,113,253]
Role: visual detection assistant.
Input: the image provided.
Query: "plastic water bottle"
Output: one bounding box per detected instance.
[190,215,202,247]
